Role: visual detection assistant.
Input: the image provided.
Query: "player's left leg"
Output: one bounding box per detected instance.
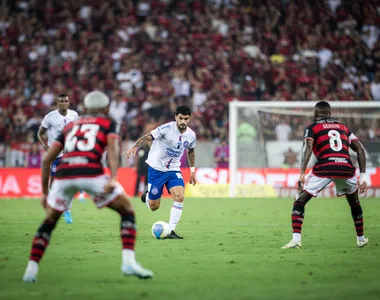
[165,171,185,239]
[282,172,331,249]
[23,179,75,282]
[335,177,368,247]
[166,185,185,239]
[23,207,62,282]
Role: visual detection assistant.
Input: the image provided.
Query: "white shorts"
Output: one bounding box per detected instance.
[47,175,124,212]
[304,171,358,197]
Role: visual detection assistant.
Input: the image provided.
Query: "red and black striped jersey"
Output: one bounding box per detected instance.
[304,118,358,178]
[52,114,119,178]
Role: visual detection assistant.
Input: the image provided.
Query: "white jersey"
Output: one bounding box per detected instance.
[41,109,78,155]
[146,121,197,172]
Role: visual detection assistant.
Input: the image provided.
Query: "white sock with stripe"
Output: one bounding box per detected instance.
[169,202,183,231]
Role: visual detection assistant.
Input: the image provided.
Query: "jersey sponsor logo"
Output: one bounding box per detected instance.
[328,157,348,163]
[62,157,89,165]
[166,148,181,157]
[158,124,170,131]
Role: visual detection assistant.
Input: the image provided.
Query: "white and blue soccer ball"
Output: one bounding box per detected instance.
[151,221,171,239]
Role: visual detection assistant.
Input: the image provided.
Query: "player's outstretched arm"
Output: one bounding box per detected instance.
[123,133,153,159]
[350,140,367,193]
[37,126,49,150]
[187,148,196,186]
[298,139,313,190]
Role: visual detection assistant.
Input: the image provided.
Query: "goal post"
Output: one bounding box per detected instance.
[228,101,380,197]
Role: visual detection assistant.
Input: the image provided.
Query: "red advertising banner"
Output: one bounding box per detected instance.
[1,167,380,198]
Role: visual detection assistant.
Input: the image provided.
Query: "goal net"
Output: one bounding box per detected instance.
[228,101,380,197]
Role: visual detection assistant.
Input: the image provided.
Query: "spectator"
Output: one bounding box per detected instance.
[237,119,256,145]
[275,118,292,141]
[370,73,380,101]
[282,148,298,169]
[214,139,229,168]
[25,143,42,168]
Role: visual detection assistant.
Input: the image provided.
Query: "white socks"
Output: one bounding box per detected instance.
[146,194,151,210]
[169,202,183,231]
[122,249,136,265]
[25,260,39,276]
[293,233,301,243]
[357,235,365,242]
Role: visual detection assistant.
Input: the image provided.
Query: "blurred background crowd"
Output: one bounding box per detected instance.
[0,0,379,167]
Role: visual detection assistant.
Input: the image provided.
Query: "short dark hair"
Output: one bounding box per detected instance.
[175,105,192,116]
[57,93,68,99]
[314,101,331,111]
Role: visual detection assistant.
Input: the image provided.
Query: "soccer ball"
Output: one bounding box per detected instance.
[151,221,171,239]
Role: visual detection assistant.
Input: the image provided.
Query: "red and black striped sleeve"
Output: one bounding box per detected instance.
[304,124,315,141]
[107,118,120,140]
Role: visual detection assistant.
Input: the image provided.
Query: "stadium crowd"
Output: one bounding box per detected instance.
[0,0,379,167]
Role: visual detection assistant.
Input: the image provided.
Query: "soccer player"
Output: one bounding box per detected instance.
[23,91,153,282]
[37,94,84,224]
[124,106,197,239]
[282,101,369,249]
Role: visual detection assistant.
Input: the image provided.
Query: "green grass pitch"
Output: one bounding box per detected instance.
[0,197,379,300]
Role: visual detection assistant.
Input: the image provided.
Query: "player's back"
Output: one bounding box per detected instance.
[54,114,118,179]
[305,118,357,178]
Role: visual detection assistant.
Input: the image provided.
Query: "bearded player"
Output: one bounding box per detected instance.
[282,101,368,249]
[124,105,196,239]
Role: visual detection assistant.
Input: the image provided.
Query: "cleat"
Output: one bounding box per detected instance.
[23,274,37,283]
[63,211,73,224]
[166,230,184,239]
[281,240,302,249]
[357,237,368,248]
[122,262,154,279]
[141,186,148,203]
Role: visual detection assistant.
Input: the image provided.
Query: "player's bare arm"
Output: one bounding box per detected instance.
[350,140,368,193]
[298,139,314,190]
[123,133,153,159]
[41,143,62,206]
[37,126,49,150]
[187,147,196,186]
[105,135,120,193]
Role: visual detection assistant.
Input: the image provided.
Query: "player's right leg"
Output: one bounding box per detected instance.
[106,194,153,279]
[335,177,368,248]
[281,172,330,249]
[143,167,165,211]
[89,175,153,279]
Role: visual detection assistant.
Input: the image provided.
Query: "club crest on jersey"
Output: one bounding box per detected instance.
[151,186,159,195]
[183,141,189,148]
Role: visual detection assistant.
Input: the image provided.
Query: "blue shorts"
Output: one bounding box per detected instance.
[51,157,61,177]
[147,167,184,200]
